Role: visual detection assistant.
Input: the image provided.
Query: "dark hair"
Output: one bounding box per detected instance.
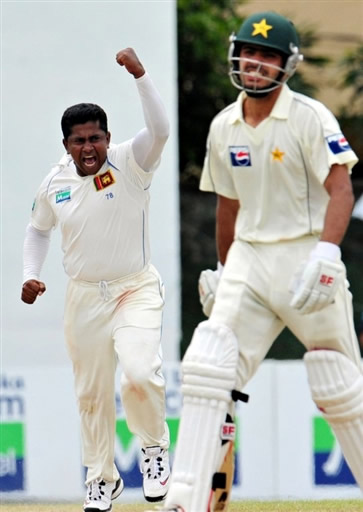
[61,103,108,140]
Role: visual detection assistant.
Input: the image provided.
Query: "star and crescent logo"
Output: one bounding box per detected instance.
[252,18,273,39]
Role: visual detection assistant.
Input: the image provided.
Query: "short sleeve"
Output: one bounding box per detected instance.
[31,175,57,231]
[108,141,155,190]
[302,102,358,184]
[199,127,238,199]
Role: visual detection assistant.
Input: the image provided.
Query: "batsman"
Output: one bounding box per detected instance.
[151,11,363,512]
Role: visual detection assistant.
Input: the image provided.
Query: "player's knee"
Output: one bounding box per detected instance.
[182,320,239,402]
[122,364,154,388]
[304,349,363,422]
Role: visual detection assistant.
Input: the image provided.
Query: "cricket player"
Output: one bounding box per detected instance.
[153,12,363,512]
[21,48,171,512]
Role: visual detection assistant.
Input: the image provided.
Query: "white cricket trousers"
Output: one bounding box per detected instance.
[211,236,362,391]
[64,264,170,484]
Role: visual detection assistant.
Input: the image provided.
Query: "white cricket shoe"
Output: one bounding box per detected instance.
[141,446,171,502]
[83,477,124,511]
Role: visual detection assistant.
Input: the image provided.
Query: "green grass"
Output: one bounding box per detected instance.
[0,501,362,512]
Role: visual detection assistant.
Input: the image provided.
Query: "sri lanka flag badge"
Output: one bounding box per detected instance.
[94,169,115,191]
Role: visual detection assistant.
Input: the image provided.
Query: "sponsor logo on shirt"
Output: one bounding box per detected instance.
[94,169,115,191]
[326,133,351,155]
[55,187,71,203]
[229,146,251,167]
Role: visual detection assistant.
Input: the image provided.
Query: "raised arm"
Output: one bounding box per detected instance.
[116,47,169,171]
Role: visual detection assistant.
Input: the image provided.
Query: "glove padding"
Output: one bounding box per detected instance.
[290,257,344,315]
[198,263,223,317]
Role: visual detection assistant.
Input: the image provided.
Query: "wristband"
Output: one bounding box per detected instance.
[310,241,341,262]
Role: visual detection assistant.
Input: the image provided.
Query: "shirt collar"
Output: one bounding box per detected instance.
[229,84,293,124]
[269,84,293,119]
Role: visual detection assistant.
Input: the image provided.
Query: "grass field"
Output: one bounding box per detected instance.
[1,501,362,512]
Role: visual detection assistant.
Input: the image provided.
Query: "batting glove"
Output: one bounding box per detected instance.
[198,262,223,317]
[289,242,345,315]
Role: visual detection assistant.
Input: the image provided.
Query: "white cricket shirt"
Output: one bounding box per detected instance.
[200,85,358,243]
[31,143,154,281]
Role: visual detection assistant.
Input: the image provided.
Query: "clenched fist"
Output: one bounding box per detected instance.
[21,279,46,304]
[116,48,145,79]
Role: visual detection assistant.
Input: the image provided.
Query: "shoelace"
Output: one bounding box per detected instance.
[87,479,106,501]
[143,450,164,480]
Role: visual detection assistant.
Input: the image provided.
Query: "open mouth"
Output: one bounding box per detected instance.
[83,156,97,167]
[248,71,264,78]
[245,69,267,80]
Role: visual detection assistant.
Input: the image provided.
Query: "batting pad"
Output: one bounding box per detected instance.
[304,350,363,489]
[164,321,238,512]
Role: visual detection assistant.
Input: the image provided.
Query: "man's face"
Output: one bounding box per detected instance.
[63,121,111,176]
[239,44,284,91]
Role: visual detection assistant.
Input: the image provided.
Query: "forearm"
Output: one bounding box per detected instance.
[321,165,354,245]
[132,72,170,170]
[216,224,234,264]
[23,224,51,282]
[216,196,239,264]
